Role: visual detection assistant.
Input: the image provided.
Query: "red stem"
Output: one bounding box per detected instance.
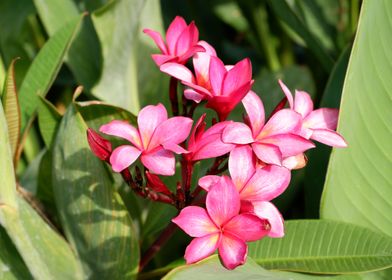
[169,77,179,116]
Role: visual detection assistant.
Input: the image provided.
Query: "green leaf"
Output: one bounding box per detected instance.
[320,0,392,237]
[19,15,83,134]
[1,58,20,163]
[266,0,334,71]
[52,103,139,279]
[248,220,392,274]
[37,97,61,148]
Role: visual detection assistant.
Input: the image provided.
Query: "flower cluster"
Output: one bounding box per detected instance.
[87,16,347,270]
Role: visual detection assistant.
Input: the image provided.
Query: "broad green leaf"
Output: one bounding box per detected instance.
[320,0,392,237]
[0,227,32,280]
[19,149,46,195]
[52,103,139,279]
[248,220,392,274]
[213,1,248,32]
[19,15,83,134]
[1,58,20,162]
[37,97,61,148]
[266,0,334,71]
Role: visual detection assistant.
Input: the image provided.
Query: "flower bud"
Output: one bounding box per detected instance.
[145,171,172,196]
[86,128,112,161]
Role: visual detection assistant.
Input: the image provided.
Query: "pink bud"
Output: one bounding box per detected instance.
[86,128,112,161]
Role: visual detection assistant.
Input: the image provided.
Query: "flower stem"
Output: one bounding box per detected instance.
[169,77,179,116]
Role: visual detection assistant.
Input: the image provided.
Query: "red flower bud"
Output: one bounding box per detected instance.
[145,171,172,196]
[86,128,112,161]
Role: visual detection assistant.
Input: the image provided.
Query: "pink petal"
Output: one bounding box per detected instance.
[223,214,270,242]
[149,116,193,149]
[175,21,199,56]
[196,40,217,56]
[222,58,252,96]
[198,175,221,191]
[182,80,212,97]
[184,89,205,103]
[278,80,293,109]
[222,122,254,144]
[141,148,175,176]
[109,145,141,172]
[193,41,216,87]
[166,16,187,54]
[261,134,315,157]
[160,63,195,83]
[177,44,206,64]
[143,29,167,54]
[100,120,142,149]
[206,176,240,226]
[172,206,218,237]
[209,56,227,95]
[242,91,265,137]
[191,133,234,161]
[240,165,291,201]
[162,142,188,154]
[282,154,307,170]
[251,201,284,238]
[188,114,206,149]
[218,233,247,270]
[151,54,175,66]
[229,146,255,192]
[257,109,301,139]
[185,233,220,264]
[310,129,348,147]
[251,142,282,166]
[304,108,339,130]
[294,90,313,118]
[138,104,168,149]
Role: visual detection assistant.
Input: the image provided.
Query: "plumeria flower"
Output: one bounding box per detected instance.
[184,113,234,162]
[199,146,289,237]
[143,16,205,66]
[100,104,192,176]
[161,44,254,120]
[278,80,347,147]
[172,176,270,269]
[222,91,315,166]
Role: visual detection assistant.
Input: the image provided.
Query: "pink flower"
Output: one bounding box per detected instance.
[222,91,315,166]
[161,43,254,120]
[184,114,234,161]
[172,176,270,269]
[278,80,347,148]
[143,16,205,66]
[100,104,193,176]
[199,146,289,238]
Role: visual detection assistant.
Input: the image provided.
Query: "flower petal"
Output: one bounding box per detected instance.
[304,108,339,130]
[162,143,189,154]
[278,80,293,109]
[151,54,175,66]
[218,233,247,270]
[109,145,141,172]
[209,56,226,95]
[206,176,240,226]
[251,142,282,166]
[172,206,218,237]
[184,89,205,103]
[185,233,220,264]
[175,21,199,56]
[198,175,221,191]
[282,154,307,170]
[251,201,284,238]
[141,148,175,176]
[177,44,206,64]
[138,104,168,149]
[143,29,167,54]
[257,109,301,138]
[261,134,315,157]
[194,41,216,87]
[223,214,270,242]
[229,146,255,192]
[222,58,252,97]
[222,122,254,144]
[310,129,348,147]
[294,90,313,118]
[240,165,291,201]
[242,91,265,137]
[160,63,195,83]
[100,120,142,149]
[166,16,187,54]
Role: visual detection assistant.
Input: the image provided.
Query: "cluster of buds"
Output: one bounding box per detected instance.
[87,16,347,270]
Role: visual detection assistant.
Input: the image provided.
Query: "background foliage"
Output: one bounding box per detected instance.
[0,0,391,279]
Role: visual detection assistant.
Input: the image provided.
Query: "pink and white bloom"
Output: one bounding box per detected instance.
[184,114,234,161]
[172,176,270,269]
[199,146,289,237]
[161,45,254,120]
[222,91,315,166]
[100,104,192,176]
[143,16,205,66]
[278,80,347,148]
